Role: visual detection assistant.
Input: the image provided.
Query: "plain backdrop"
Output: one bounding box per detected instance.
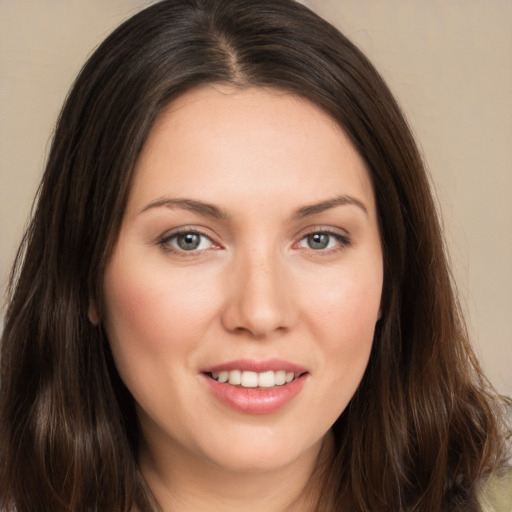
[1,0,511,396]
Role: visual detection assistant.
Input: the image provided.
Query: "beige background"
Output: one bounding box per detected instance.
[1,1,511,396]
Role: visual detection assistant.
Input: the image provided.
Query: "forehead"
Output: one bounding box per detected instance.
[127,85,376,218]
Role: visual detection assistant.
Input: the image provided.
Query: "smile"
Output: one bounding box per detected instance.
[201,360,309,414]
[208,370,299,388]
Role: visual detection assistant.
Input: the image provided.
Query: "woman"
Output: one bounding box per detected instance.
[0,0,509,511]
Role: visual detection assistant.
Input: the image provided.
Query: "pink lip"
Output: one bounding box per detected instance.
[201,358,307,374]
[200,359,308,415]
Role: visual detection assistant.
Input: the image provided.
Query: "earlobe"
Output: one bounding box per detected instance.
[88,302,100,325]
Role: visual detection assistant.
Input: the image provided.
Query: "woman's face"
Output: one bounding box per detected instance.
[99,86,383,474]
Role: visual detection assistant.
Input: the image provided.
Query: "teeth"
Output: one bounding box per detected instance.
[240,371,258,387]
[275,370,286,385]
[210,369,301,387]
[228,369,241,385]
[258,371,275,388]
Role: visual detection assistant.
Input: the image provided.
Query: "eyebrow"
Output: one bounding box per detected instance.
[139,198,229,219]
[139,194,368,220]
[292,195,368,219]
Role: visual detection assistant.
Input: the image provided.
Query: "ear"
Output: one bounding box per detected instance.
[88,301,100,325]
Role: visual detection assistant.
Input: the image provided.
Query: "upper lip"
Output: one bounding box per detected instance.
[201,358,307,375]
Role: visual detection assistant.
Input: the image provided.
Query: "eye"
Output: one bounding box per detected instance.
[161,230,215,253]
[298,231,349,251]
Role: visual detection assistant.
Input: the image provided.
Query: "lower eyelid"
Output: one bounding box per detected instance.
[175,233,211,250]
[157,228,350,254]
[332,233,351,245]
[158,229,218,253]
[297,231,351,248]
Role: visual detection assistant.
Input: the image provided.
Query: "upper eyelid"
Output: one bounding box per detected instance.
[158,227,221,252]
[295,225,350,239]
[294,226,352,249]
[156,225,351,247]
[159,226,218,242]
[156,230,221,259]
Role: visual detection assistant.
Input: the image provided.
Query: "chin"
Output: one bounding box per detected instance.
[198,430,324,474]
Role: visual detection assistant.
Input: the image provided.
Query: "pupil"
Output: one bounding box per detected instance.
[178,233,200,250]
[308,233,329,250]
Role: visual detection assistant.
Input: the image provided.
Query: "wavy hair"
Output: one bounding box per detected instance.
[0,1,507,510]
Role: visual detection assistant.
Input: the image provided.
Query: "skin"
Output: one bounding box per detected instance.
[97,85,383,511]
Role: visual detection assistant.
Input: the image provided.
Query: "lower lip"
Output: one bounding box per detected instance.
[202,374,307,415]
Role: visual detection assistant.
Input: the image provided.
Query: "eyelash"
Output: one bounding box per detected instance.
[158,228,219,255]
[158,227,351,256]
[296,228,351,254]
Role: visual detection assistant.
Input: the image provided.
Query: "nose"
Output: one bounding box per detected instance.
[221,249,295,339]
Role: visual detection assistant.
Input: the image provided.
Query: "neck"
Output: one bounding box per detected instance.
[138,432,334,512]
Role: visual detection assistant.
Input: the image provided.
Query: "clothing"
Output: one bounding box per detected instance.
[480,469,512,512]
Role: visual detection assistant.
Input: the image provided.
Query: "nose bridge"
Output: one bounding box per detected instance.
[222,242,293,338]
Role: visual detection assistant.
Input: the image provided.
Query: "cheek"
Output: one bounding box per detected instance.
[299,262,382,384]
[302,263,382,337]
[101,256,221,363]
[100,256,225,422]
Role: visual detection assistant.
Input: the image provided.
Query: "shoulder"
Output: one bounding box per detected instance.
[479,468,512,512]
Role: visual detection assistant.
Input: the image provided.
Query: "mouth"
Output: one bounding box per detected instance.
[205,369,307,388]
[200,359,309,413]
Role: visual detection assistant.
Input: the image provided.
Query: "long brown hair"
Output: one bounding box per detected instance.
[0,1,507,511]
